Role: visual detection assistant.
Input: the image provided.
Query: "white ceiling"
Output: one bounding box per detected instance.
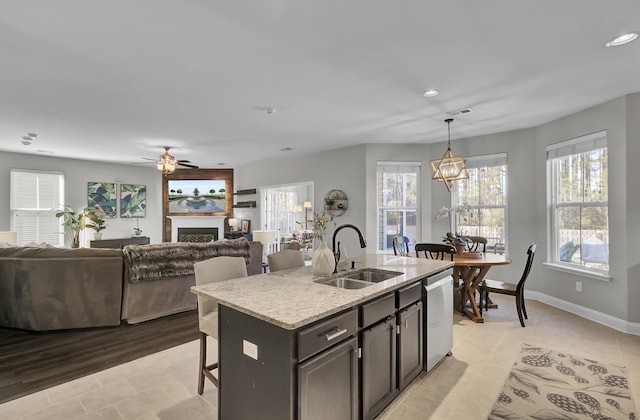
[1,1,639,168]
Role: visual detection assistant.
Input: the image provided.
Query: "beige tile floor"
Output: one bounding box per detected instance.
[2,295,639,419]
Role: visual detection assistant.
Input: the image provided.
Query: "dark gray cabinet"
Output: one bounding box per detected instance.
[361,282,423,419]
[298,336,359,420]
[216,274,448,420]
[398,301,423,389]
[89,236,149,249]
[361,317,397,420]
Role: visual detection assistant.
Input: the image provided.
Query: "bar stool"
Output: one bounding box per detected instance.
[194,256,247,394]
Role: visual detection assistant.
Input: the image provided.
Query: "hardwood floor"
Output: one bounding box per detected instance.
[0,310,199,404]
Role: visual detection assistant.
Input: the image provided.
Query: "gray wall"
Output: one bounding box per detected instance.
[627,93,640,322]
[235,145,368,255]
[534,96,629,320]
[0,152,164,244]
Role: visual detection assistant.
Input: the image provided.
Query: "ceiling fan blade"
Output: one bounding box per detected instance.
[178,162,199,169]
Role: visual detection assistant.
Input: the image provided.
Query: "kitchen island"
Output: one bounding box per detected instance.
[192,254,453,420]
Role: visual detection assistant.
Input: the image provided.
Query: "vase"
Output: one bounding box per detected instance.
[455,244,466,254]
[94,232,103,241]
[312,241,335,276]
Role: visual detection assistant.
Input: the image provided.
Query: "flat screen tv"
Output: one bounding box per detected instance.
[163,169,233,216]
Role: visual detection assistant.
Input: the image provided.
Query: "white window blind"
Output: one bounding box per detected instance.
[10,169,64,245]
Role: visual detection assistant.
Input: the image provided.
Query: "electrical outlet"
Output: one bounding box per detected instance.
[243,339,258,360]
[576,281,582,292]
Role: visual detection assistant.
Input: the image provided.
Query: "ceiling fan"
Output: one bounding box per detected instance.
[136,146,199,173]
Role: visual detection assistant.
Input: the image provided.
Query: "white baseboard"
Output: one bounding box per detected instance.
[525,290,640,336]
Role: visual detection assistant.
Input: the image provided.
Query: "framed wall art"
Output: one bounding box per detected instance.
[87,182,117,218]
[120,184,147,218]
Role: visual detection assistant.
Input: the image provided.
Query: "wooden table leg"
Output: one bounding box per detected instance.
[462,266,491,323]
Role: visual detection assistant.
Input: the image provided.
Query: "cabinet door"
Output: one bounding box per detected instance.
[398,302,423,389]
[361,316,397,420]
[298,337,358,420]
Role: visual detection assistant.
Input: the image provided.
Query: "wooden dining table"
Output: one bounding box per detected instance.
[453,253,511,323]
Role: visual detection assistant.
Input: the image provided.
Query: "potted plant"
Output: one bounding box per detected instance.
[443,232,468,254]
[55,205,86,248]
[85,207,108,240]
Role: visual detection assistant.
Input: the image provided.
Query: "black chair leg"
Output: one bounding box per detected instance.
[516,294,525,327]
[198,331,206,395]
[484,291,489,311]
[520,291,528,319]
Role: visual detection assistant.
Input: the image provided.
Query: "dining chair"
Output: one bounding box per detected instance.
[465,236,487,253]
[268,249,306,272]
[414,243,456,260]
[479,243,536,327]
[194,256,248,394]
[392,235,410,256]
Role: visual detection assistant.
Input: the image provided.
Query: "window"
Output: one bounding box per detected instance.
[10,169,65,245]
[548,131,608,273]
[261,182,313,239]
[377,162,420,252]
[453,154,507,253]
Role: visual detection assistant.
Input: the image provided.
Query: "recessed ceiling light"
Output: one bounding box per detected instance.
[423,89,439,97]
[606,32,638,47]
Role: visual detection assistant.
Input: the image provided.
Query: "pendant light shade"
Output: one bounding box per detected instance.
[430,118,468,191]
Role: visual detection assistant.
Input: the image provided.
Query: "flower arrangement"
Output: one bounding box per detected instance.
[298,210,336,242]
[435,203,471,222]
[442,231,469,246]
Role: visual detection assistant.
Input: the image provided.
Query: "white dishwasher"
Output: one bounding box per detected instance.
[424,268,454,372]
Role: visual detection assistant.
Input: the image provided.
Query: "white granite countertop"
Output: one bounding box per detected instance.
[191,254,453,330]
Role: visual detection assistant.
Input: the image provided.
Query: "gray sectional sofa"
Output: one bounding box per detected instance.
[0,239,263,331]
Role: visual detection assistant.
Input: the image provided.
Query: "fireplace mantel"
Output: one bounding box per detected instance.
[168,216,226,243]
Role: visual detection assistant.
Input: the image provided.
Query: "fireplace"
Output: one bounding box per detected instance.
[168,216,226,243]
[177,227,218,243]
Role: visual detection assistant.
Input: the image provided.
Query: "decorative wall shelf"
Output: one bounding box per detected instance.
[324,189,348,216]
[233,201,256,208]
[233,188,257,208]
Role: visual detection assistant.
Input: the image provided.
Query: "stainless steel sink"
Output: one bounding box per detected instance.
[314,277,373,289]
[341,268,403,283]
[314,268,403,289]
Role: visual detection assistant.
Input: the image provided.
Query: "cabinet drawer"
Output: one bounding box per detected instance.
[397,281,422,308]
[361,293,395,328]
[298,309,358,361]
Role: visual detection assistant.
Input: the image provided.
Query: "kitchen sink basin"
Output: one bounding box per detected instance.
[314,277,373,289]
[314,268,404,289]
[341,269,403,283]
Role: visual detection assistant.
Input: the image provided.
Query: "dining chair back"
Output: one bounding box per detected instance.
[392,236,410,256]
[194,256,248,394]
[415,243,456,260]
[268,249,306,272]
[479,243,536,327]
[465,236,487,253]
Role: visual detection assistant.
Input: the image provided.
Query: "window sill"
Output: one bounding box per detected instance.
[543,262,611,282]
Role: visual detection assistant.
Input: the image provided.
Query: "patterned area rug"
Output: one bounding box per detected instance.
[489,345,637,420]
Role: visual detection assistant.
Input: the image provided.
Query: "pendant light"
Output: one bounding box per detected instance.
[430,118,468,192]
